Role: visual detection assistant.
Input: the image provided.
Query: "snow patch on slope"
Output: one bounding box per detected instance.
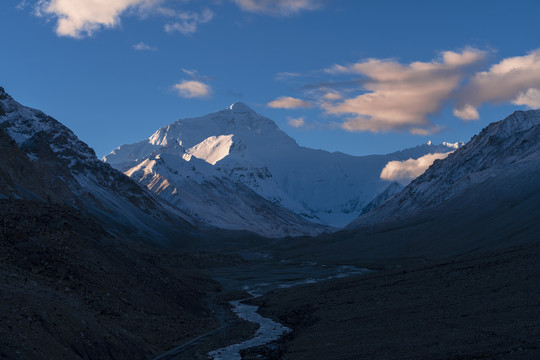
[185,134,233,165]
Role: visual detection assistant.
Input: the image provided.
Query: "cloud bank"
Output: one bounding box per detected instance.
[380,152,451,184]
[274,47,540,134]
[322,49,487,133]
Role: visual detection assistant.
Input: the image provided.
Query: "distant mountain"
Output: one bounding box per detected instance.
[105,102,458,229]
[0,86,196,244]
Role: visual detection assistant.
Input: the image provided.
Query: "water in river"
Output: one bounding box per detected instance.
[206,261,369,359]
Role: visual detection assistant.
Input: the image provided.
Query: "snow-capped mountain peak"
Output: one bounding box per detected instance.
[105,104,459,229]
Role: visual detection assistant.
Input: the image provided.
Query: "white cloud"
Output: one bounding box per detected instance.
[287,117,306,128]
[267,96,313,109]
[133,42,157,51]
[164,8,214,35]
[380,152,452,184]
[174,80,211,98]
[35,0,160,38]
[453,104,479,120]
[232,0,323,16]
[34,1,214,38]
[442,141,464,150]
[323,48,487,133]
[512,88,540,109]
[455,49,540,118]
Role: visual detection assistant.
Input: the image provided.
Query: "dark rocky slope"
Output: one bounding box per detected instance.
[0,200,226,359]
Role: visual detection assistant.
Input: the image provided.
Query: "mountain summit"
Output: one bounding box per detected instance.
[105,103,458,230]
[229,101,254,112]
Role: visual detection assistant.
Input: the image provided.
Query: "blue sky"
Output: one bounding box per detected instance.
[2,0,540,158]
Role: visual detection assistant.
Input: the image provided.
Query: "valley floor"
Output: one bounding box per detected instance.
[247,242,540,359]
[3,198,540,359]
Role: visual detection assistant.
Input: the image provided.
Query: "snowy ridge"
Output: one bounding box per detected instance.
[105,102,460,229]
[348,109,540,228]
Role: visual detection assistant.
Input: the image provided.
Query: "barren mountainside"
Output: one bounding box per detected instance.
[0,87,196,244]
[349,109,540,228]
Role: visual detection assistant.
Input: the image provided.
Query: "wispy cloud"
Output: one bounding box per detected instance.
[174,80,211,98]
[163,8,214,35]
[181,68,212,82]
[267,96,313,109]
[232,0,323,16]
[455,49,540,119]
[16,0,30,10]
[133,42,158,51]
[35,0,160,38]
[275,72,301,81]
[380,152,452,184]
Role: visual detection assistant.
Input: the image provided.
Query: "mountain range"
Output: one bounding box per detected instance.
[3,84,538,255]
[104,102,458,235]
[3,85,540,359]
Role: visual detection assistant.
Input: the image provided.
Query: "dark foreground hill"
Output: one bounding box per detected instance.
[0,199,238,359]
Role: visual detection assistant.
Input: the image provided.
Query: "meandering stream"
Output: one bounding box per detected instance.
[207,296,291,360]
[206,261,370,359]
